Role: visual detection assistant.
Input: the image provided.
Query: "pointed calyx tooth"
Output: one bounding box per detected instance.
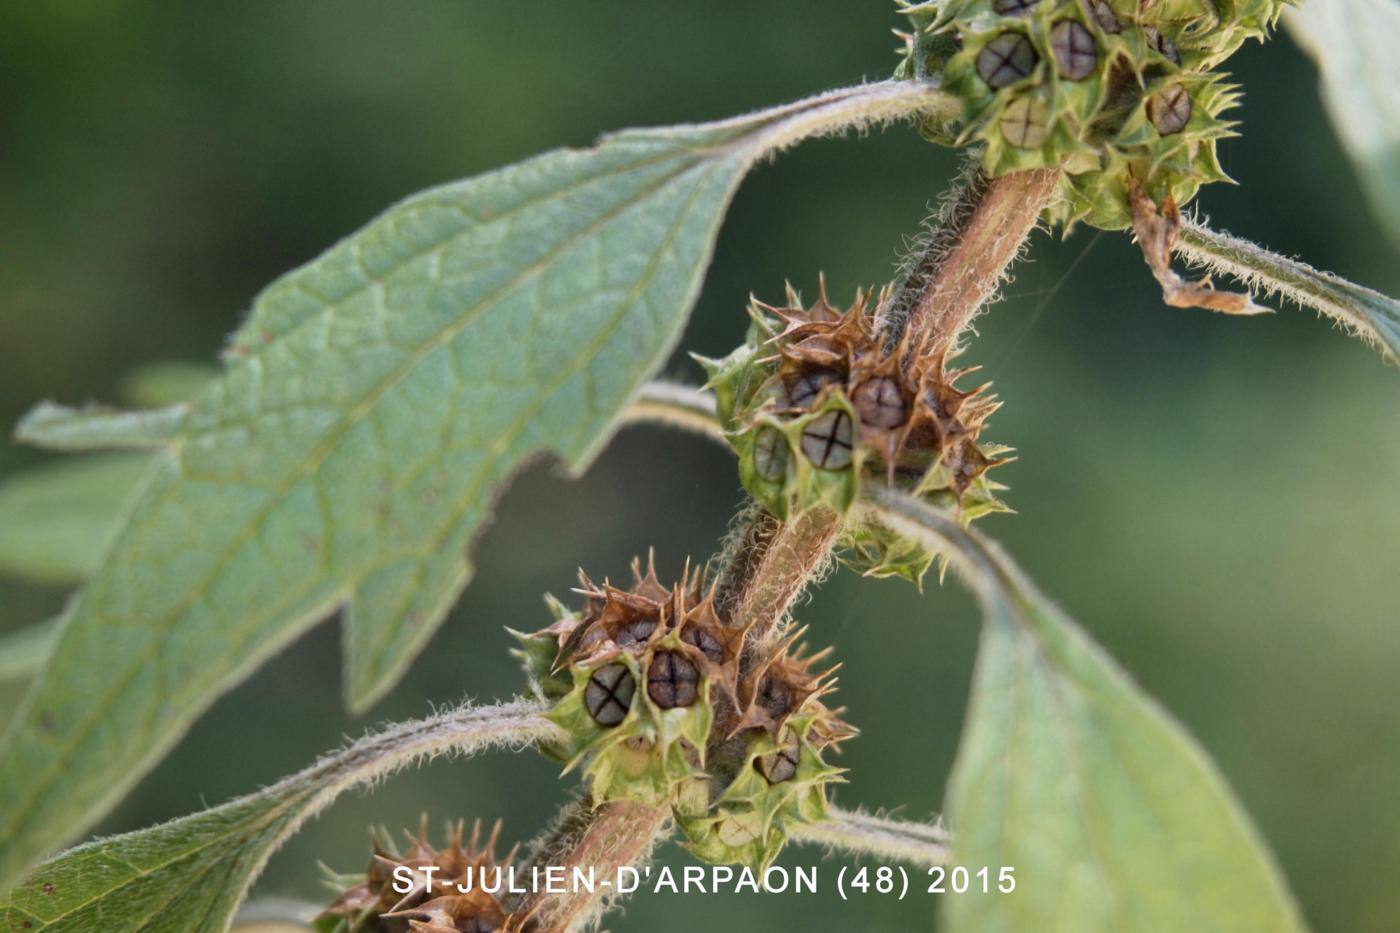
[896,0,1292,230]
[529,555,748,692]
[319,818,517,932]
[740,279,1006,500]
[732,629,848,740]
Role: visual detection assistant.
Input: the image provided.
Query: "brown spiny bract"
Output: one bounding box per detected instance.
[678,630,856,870]
[699,280,1010,584]
[318,819,517,933]
[517,555,745,808]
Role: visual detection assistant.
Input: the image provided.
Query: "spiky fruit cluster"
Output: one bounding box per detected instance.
[895,0,1291,229]
[677,633,856,870]
[517,557,741,808]
[317,819,517,933]
[698,282,1010,583]
[517,557,855,869]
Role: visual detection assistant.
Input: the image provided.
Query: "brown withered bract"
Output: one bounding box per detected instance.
[533,554,746,707]
[319,818,519,933]
[753,277,1005,495]
[729,627,854,751]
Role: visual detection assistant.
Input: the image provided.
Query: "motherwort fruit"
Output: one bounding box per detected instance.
[515,557,855,869]
[515,557,740,808]
[318,819,518,933]
[677,631,856,870]
[895,0,1290,229]
[698,282,1010,583]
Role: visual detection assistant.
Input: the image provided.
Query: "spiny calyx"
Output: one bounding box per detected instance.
[896,0,1292,230]
[678,632,856,870]
[516,556,855,869]
[317,818,518,933]
[516,556,740,808]
[698,281,1010,584]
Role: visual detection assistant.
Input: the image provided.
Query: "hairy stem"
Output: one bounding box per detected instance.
[620,381,723,441]
[792,807,952,868]
[507,797,670,932]
[1176,218,1400,362]
[882,167,1061,355]
[517,162,1056,932]
[714,504,841,645]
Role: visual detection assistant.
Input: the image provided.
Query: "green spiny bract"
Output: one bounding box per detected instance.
[678,635,855,870]
[895,0,1290,230]
[696,281,1010,585]
[516,558,742,809]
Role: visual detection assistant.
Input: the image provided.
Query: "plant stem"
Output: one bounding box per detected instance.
[714,504,841,644]
[512,165,1060,933]
[882,167,1061,354]
[507,796,670,932]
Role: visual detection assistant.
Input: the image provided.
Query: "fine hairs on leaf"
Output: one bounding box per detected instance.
[0,79,957,891]
[790,807,951,868]
[15,402,187,452]
[861,487,1307,933]
[0,700,559,933]
[1175,217,1400,362]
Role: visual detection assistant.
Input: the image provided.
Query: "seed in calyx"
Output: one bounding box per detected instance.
[615,617,659,648]
[755,730,802,784]
[1050,21,1097,81]
[784,369,839,410]
[977,32,1039,89]
[585,663,635,727]
[756,674,794,722]
[1144,26,1180,66]
[1000,96,1051,148]
[1149,84,1192,135]
[992,0,1040,15]
[851,377,907,429]
[800,410,854,470]
[647,650,700,709]
[752,427,789,483]
[681,623,725,664]
[1088,0,1120,33]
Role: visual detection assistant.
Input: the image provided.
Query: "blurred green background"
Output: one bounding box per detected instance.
[1,3,1397,931]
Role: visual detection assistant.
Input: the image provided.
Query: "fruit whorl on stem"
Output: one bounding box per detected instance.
[698,280,1011,584]
[514,556,742,808]
[318,819,518,933]
[895,0,1292,230]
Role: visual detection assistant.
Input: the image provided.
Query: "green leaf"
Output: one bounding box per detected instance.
[1286,0,1400,248]
[16,402,186,452]
[0,81,956,890]
[863,488,1306,933]
[0,379,722,686]
[0,455,151,586]
[0,700,557,932]
[1177,219,1400,364]
[0,618,61,684]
